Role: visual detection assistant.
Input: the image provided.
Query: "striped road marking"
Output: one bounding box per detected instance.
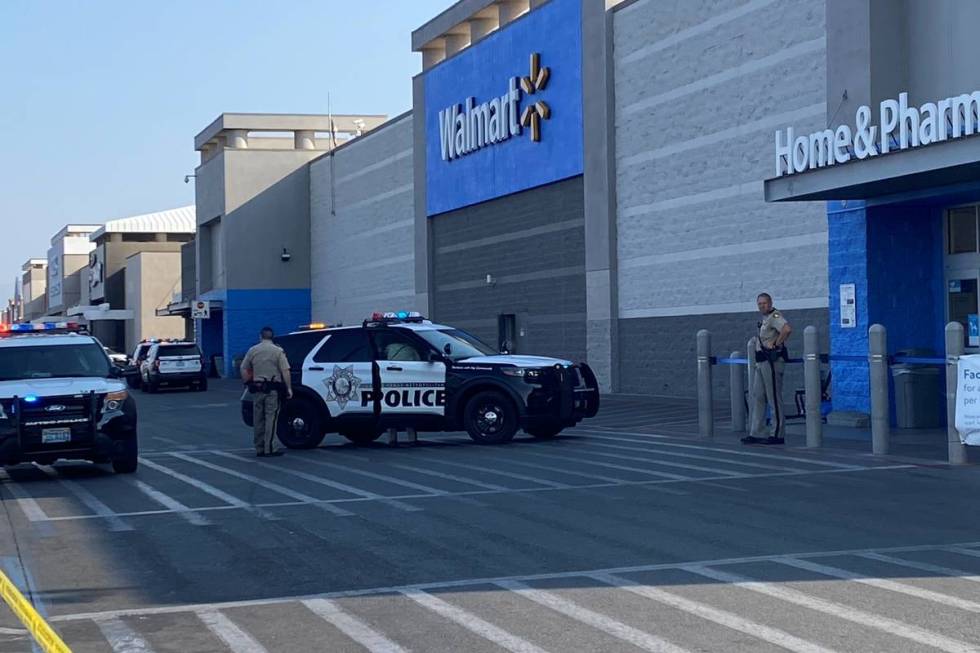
[197,610,268,653]
[303,599,408,653]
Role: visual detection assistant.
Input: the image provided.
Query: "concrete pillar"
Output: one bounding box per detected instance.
[730,351,745,432]
[869,324,889,455]
[498,0,529,23]
[294,130,316,150]
[804,325,823,448]
[697,330,714,439]
[946,322,968,464]
[226,129,248,149]
[444,31,470,57]
[422,41,446,69]
[469,16,498,40]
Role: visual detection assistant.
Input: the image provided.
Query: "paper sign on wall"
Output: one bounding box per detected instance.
[839,283,856,329]
[970,314,979,347]
[954,354,980,445]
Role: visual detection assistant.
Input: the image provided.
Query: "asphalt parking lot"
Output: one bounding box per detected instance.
[0,381,978,652]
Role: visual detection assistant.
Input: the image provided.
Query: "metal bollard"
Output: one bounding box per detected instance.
[946,322,968,465]
[730,351,746,432]
[869,324,889,455]
[746,337,757,432]
[697,330,714,439]
[804,325,822,448]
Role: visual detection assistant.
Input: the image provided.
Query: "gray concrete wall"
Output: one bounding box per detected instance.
[222,149,316,290]
[125,252,184,353]
[310,115,416,325]
[431,176,587,362]
[612,0,828,396]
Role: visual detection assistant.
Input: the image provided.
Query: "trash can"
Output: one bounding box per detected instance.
[891,348,941,429]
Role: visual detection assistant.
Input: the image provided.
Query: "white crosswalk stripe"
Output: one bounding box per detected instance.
[387,462,511,491]
[55,476,132,532]
[408,454,572,489]
[169,452,354,517]
[572,439,810,472]
[138,457,278,520]
[591,573,841,653]
[685,564,979,653]
[95,616,156,653]
[401,589,550,653]
[775,556,980,613]
[129,479,210,526]
[517,449,691,480]
[855,552,980,584]
[197,610,269,652]
[495,579,691,653]
[303,598,409,653]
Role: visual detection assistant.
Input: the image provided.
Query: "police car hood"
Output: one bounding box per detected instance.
[457,355,574,368]
[0,377,125,399]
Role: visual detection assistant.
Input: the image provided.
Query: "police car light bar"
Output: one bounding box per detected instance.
[0,321,82,334]
[371,311,424,321]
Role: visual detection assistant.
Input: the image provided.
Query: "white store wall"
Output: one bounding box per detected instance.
[309,114,417,326]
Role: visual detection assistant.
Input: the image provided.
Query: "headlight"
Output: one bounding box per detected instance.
[104,390,128,412]
[502,367,543,380]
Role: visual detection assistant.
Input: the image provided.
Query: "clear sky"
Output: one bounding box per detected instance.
[0,0,454,297]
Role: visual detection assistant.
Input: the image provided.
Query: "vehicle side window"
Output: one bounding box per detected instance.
[275,332,329,369]
[370,330,425,362]
[313,330,373,363]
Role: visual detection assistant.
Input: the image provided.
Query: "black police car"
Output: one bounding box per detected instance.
[242,313,600,447]
[0,324,139,473]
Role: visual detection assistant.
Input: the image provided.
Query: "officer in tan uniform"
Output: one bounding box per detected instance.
[743,293,792,445]
[241,327,292,457]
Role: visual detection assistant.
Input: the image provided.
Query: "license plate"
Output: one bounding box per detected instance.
[175,361,185,368]
[41,428,71,444]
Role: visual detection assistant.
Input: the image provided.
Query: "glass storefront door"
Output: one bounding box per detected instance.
[945,204,980,349]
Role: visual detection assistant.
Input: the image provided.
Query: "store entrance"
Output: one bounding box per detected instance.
[498,313,517,354]
[945,204,980,350]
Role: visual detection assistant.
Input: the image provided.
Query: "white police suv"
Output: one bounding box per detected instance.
[242,312,600,447]
[0,323,139,473]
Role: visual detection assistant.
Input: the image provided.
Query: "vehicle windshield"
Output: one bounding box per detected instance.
[0,343,111,381]
[135,344,151,360]
[415,329,498,361]
[158,344,200,357]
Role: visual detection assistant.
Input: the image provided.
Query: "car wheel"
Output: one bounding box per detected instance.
[277,397,326,449]
[526,424,563,439]
[341,429,383,445]
[112,438,138,474]
[464,390,518,444]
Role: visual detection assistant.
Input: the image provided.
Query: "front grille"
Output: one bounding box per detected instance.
[13,393,100,452]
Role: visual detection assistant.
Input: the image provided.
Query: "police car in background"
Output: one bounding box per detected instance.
[242,312,600,448]
[0,323,139,473]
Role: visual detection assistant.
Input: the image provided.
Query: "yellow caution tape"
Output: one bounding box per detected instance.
[0,567,70,653]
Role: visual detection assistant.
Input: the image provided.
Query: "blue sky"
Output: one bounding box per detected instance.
[0,0,453,295]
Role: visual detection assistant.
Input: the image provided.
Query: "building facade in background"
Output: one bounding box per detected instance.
[20,259,47,322]
[46,225,99,318]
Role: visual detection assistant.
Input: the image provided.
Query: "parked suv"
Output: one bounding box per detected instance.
[0,324,139,473]
[141,342,207,392]
[241,313,600,448]
[128,341,154,388]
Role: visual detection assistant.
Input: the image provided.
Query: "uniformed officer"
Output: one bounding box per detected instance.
[743,293,792,445]
[240,327,293,457]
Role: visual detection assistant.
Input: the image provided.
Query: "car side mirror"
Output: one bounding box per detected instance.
[443,343,452,356]
[427,350,443,363]
[108,366,123,378]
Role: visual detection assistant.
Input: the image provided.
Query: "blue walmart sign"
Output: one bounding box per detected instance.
[424,0,583,216]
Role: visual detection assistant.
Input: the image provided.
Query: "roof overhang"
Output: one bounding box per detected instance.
[765,135,980,202]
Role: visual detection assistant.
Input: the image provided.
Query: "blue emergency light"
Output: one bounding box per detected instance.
[24,395,38,403]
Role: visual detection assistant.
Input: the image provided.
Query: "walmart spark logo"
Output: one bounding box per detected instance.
[438,52,553,161]
[519,53,551,142]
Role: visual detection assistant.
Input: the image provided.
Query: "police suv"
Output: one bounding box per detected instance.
[243,313,600,447]
[0,323,139,473]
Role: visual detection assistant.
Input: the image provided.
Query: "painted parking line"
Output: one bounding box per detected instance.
[46,472,132,532]
[516,449,691,480]
[400,589,550,653]
[212,451,422,513]
[306,450,451,496]
[303,599,409,653]
[856,552,980,584]
[129,479,210,526]
[169,453,354,517]
[406,453,572,489]
[534,444,753,478]
[495,579,690,653]
[685,565,978,653]
[570,438,813,473]
[592,573,839,653]
[386,462,512,491]
[137,457,278,520]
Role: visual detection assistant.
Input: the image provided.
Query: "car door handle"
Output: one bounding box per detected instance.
[308,366,324,371]
[386,366,403,372]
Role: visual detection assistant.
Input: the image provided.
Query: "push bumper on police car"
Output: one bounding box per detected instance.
[0,390,137,467]
[519,362,600,430]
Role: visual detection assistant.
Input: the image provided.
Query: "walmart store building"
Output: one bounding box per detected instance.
[307,0,980,419]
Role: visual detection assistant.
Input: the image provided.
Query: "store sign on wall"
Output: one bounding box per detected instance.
[954,355,980,445]
[774,90,980,177]
[424,0,583,216]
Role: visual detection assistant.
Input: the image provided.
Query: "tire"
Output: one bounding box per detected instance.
[463,390,518,444]
[526,424,563,439]
[112,437,138,474]
[341,429,383,445]
[277,397,326,449]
